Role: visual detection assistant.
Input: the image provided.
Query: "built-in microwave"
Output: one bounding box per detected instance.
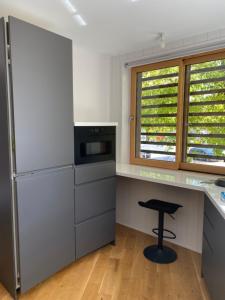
[74,126,116,165]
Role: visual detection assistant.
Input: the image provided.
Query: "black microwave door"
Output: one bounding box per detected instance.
[75,135,115,165]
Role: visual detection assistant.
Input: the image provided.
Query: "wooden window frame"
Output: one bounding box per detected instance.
[130,48,225,175]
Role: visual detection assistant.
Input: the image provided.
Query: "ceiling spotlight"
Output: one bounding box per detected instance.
[159,32,166,48]
[131,0,140,2]
[73,14,87,26]
[63,0,77,14]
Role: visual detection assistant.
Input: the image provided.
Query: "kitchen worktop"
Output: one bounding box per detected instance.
[74,122,118,127]
[116,163,225,219]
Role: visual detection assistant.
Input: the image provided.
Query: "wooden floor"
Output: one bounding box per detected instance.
[0,224,210,300]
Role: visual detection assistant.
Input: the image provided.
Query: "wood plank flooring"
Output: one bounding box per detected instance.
[0,224,210,300]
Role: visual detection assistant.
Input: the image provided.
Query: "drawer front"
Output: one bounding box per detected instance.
[202,234,214,265]
[75,177,116,224]
[203,213,215,249]
[75,161,116,185]
[202,235,216,300]
[75,210,115,259]
[204,196,220,228]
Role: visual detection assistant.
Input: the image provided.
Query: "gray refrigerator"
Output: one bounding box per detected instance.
[0,17,75,298]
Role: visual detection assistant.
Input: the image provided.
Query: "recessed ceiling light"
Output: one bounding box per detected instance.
[131,0,140,2]
[63,0,77,14]
[73,14,87,26]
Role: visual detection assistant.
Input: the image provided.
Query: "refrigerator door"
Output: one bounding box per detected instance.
[0,17,17,299]
[16,167,75,293]
[8,16,74,173]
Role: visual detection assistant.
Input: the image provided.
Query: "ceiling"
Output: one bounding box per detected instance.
[1,0,225,55]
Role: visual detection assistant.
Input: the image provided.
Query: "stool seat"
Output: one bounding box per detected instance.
[138,199,182,215]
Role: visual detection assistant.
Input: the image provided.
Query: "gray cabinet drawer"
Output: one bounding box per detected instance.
[202,235,216,299]
[75,210,115,259]
[75,177,116,224]
[203,213,215,249]
[204,195,219,228]
[75,161,115,185]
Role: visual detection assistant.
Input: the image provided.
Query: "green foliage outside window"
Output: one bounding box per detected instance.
[138,59,225,165]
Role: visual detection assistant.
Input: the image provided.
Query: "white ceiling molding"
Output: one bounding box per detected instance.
[122,28,225,67]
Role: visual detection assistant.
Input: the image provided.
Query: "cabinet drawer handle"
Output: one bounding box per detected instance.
[204,212,215,230]
[203,232,214,254]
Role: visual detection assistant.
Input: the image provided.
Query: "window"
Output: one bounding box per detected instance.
[130,51,225,175]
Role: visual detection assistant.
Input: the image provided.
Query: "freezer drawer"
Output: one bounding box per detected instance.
[75,161,116,185]
[16,167,75,293]
[75,210,115,259]
[75,177,116,224]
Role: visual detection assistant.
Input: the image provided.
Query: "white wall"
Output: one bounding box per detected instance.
[110,31,225,253]
[73,46,112,122]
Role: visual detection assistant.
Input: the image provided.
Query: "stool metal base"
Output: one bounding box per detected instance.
[143,245,177,264]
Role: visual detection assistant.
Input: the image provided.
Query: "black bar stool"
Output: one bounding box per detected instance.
[138,199,182,264]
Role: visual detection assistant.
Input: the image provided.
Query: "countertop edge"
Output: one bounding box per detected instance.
[116,163,225,219]
[74,122,118,127]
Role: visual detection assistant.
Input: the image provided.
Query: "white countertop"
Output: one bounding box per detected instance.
[74,122,118,127]
[116,163,225,219]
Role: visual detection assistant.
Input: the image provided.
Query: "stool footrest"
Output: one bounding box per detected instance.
[152,228,176,239]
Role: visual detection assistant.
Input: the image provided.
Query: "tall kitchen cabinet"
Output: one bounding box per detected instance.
[0,17,75,298]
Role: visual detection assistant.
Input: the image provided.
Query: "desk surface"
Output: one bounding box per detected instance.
[116,163,225,219]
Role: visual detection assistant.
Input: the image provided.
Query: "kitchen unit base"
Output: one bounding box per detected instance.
[202,195,225,300]
[74,159,116,261]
